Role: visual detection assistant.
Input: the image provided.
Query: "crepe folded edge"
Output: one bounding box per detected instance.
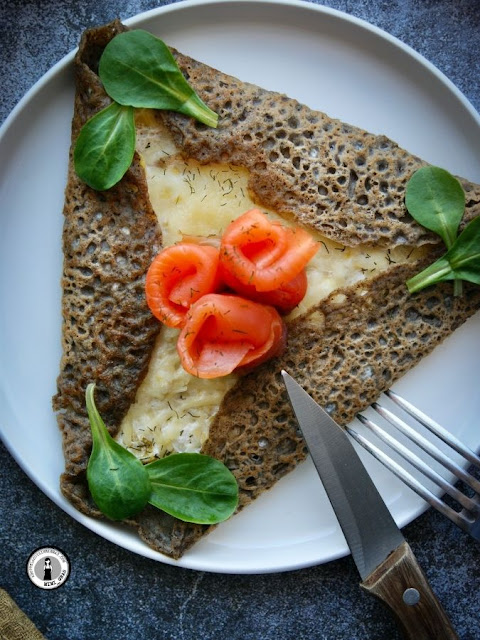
[52,20,480,560]
[52,20,163,516]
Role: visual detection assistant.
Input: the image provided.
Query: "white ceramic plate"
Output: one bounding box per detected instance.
[1,0,479,574]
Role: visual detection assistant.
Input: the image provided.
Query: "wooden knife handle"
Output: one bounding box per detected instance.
[360,541,458,640]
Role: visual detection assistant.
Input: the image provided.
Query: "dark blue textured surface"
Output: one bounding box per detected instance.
[1,1,480,638]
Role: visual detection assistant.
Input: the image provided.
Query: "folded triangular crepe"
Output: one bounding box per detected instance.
[53,20,480,559]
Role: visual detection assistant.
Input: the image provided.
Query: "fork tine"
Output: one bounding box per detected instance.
[349,389,480,541]
[355,412,479,513]
[347,425,475,534]
[385,389,480,469]
[370,400,480,496]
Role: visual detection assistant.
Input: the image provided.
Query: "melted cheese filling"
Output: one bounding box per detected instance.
[117,112,420,460]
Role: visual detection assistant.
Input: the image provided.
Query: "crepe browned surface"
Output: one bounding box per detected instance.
[54,21,480,559]
[52,22,162,499]
[164,53,480,246]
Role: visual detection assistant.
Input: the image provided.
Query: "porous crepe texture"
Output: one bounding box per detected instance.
[164,52,480,246]
[52,22,162,501]
[54,21,480,559]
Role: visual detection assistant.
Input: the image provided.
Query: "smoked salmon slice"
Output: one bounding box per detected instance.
[144,209,317,377]
[145,243,221,328]
[219,209,319,292]
[177,294,287,378]
[220,266,308,314]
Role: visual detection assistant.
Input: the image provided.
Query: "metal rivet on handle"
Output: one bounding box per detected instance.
[403,587,421,605]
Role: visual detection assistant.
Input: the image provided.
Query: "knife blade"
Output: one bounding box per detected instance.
[282,370,458,640]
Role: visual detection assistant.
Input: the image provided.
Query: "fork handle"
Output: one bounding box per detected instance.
[361,541,458,640]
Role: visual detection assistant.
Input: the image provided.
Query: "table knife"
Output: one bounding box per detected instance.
[281,370,458,640]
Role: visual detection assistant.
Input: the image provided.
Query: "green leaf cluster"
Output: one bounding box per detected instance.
[74,29,218,191]
[85,384,239,524]
[405,166,480,294]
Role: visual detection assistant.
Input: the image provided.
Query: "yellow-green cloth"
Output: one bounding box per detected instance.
[0,589,46,640]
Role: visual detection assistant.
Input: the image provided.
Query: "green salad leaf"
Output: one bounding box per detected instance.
[85,384,239,525]
[405,166,480,295]
[74,102,136,191]
[99,30,218,128]
[145,453,239,525]
[85,383,151,520]
[74,29,218,191]
[405,166,465,248]
[407,216,480,292]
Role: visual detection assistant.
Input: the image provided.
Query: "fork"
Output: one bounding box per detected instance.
[346,389,480,541]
